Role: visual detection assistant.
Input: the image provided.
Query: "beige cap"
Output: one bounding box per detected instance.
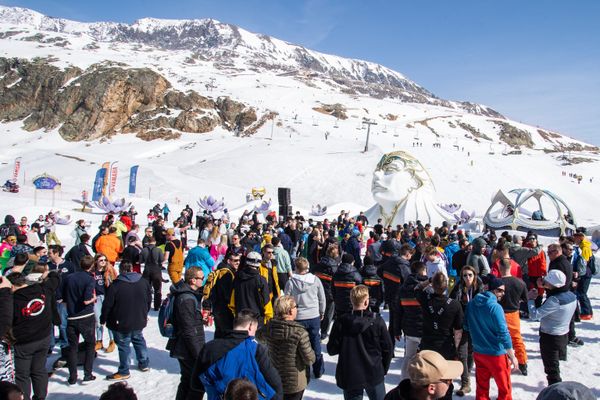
[409,350,463,385]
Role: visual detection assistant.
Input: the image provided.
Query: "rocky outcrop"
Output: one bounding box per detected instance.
[0,57,258,141]
[494,121,534,148]
[312,103,347,120]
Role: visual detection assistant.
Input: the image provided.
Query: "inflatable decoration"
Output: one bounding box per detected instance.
[483,188,576,236]
[95,196,132,214]
[454,210,476,224]
[310,204,328,217]
[364,151,453,227]
[32,173,61,190]
[246,187,266,202]
[439,203,462,214]
[252,199,272,213]
[198,195,226,213]
[53,211,72,225]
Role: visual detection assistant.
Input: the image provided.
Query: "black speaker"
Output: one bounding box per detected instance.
[277,187,291,205]
[279,205,293,217]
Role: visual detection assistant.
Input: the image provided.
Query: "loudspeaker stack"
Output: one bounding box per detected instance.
[277,187,292,217]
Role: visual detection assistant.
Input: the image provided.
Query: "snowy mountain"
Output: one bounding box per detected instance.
[0,5,500,114]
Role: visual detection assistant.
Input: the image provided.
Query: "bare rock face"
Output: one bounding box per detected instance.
[494,121,534,148]
[58,65,171,140]
[0,57,258,140]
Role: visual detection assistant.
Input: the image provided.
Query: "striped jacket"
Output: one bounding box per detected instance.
[331,263,363,315]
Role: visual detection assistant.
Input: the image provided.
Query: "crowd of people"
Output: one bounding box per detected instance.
[0,205,597,400]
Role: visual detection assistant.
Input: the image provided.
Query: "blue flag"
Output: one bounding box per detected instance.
[129,165,139,194]
[92,168,106,201]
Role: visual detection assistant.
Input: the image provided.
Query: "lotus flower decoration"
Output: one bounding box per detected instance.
[439,203,462,214]
[253,200,272,213]
[310,204,328,216]
[453,210,476,224]
[95,196,131,213]
[197,196,226,213]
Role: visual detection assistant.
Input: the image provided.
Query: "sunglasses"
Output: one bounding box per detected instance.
[463,273,474,278]
[494,288,505,293]
[194,275,205,280]
[98,259,107,262]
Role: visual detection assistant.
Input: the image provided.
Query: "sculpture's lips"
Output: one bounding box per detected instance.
[372,182,385,192]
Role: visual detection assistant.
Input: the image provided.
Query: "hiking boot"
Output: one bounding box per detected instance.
[105,340,116,353]
[568,337,584,347]
[456,382,471,396]
[580,314,593,321]
[52,358,67,369]
[95,340,104,351]
[83,375,96,382]
[519,363,528,376]
[106,373,130,381]
[138,364,150,372]
[67,376,77,385]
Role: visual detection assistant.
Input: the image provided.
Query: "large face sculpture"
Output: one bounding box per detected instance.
[371,151,431,204]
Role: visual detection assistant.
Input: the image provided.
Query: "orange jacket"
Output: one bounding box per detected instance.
[526,249,547,277]
[95,234,123,263]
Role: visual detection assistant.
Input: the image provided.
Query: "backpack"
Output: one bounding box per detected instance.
[158,292,197,338]
[203,267,234,301]
[200,337,276,400]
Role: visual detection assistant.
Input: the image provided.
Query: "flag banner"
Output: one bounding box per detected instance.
[12,157,22,183]
[129,165,139,194]
[109,161,118,195]
[92,168,106,201]
[101,161,110,196]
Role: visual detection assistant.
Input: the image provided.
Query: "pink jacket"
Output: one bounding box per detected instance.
[210,244,228,262]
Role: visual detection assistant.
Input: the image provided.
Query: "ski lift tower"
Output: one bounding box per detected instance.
[362,118,378,152]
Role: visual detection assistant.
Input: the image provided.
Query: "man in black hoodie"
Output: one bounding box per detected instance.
[392,261,429,379]
[312,244,339,339]
[328,285,393,400]
[167,267,206,400]
[228,252,270,328]
[331,253,363,318]
[0,215,19,240]
[62,255,97,384]
[101,261,152,380]
[9,270,59,400]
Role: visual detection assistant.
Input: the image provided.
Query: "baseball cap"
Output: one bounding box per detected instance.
[544,270,566,288]
[409,350,463,386]
[246,251,262,267]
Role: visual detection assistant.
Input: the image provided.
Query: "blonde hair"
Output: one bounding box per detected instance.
[350,285,369,308]
[294,257,309,273]
[274,295,296,319]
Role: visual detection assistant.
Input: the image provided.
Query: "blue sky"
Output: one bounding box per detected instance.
[2,0,599,145]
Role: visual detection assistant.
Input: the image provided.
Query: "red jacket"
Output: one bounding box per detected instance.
[490,258,523,279]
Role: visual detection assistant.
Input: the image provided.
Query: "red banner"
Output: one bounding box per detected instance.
[12,157,21,183]
[109,161,118,195]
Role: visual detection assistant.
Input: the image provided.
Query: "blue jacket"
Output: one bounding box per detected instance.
[444,242,460,275]
[464,291,512,356]
[184,246,215,285]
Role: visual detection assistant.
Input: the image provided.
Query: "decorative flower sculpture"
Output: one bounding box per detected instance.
[310,204,328,216]
[197,195,226,213]
[454,209,476,224]
[95,196,132,213]
[253,200,272,213]
[439,203,462,214]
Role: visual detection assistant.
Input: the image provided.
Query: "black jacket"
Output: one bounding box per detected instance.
[64,243,91,270]
[12,271,59,345]
[392,274,428,337]
[140,244,164,270]
[549,255,574,289]
[378,255,410,303]
[332,263,363,315]
[0,215,19,239]
[121,245,141,265]
[166,282,204,360]
[384,379,416,400]
[416,288,463,360]
[61,271,95,318]
[327,310,393,391]
[0,287,13,339]
[452,248,470,272]
[312,256,338,301]
[231,267,269,318]
[449,279,483,311]
[101,272,151,333]
[361,264,384,312]
[191,330,283,399]
[209,266,236,315]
